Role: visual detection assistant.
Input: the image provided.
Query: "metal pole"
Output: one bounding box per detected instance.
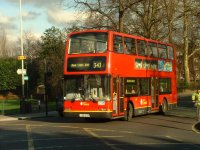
[44,59,48,116]
[20,0,25,113]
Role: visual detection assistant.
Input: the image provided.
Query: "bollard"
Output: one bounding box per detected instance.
[2,100,5,115]
[1,100,5,115]
[38,100,41,111]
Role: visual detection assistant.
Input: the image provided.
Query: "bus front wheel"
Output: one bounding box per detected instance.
[124,102,133,121]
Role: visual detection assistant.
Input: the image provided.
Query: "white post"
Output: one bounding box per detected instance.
[19,0,25,114]
[20,0,25,99]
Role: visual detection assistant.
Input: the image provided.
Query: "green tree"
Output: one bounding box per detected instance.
[38,26,66,97]
[0,58,21,91]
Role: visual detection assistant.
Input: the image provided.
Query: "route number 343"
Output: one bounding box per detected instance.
[93,62,102,68]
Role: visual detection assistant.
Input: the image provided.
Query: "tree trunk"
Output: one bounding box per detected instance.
[183,0,190,86]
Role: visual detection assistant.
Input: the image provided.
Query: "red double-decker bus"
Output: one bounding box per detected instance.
[62,30,177,120]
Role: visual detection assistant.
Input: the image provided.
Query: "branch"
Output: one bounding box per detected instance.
[74,0,117,27]
[124,0,145,11]
[188,48,200,59]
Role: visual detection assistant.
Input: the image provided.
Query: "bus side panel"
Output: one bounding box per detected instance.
[128,96,151,116]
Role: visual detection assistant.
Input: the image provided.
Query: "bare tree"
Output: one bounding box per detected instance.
[71,0,144,32]
[163,0,200,87]
[130,0,169,39]
[178,0,200,86]
[23,31,40,61]
[0,27,7,57]
[72,0,117,30]
[188,1,200,85]
[162,0,177,43]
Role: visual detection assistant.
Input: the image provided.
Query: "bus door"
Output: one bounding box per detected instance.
[112,77,124,116]
[151,77,159,110]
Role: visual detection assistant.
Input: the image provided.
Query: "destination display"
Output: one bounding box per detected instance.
[67,56,106,71]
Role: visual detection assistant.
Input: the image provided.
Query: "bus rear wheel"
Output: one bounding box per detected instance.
[161,99,168,114]
[124,103,133,121]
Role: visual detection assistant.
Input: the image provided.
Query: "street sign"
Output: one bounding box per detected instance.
[18,55,26,60]
[17,69,27,75]
[24,76,29,80]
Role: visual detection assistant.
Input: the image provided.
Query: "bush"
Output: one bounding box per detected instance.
[0,58,21,91]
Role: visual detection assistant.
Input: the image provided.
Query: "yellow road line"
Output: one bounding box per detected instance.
[26,124,34,150]
[165,135,182,142]
[84,128,121,150]
[99,136,123,138]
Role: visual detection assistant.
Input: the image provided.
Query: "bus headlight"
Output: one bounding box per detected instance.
[64,108,71,112]
[101,108,107,111]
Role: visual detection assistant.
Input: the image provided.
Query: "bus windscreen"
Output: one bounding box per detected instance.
[68,32,108,54]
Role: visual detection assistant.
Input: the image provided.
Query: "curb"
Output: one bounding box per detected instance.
[0,111,58,122]
[192,122,200,134]
[0,115,57,121]
[0,117,18,121]
[18,114,57,120]
[166,113,195,119]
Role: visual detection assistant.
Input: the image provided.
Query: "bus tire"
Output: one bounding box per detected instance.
[124,102,133,121]
[58,111,64,117]
[161,99,168,115]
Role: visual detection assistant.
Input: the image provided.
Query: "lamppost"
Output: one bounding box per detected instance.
[19,0,25,113]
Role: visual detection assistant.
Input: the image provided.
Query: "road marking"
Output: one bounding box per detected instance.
[85,127,113,131]
[137,142,193,145]
[120,131,135,134]
[84,128,121,150]
[166,135,182,142]
[55,125,80,129]
[26,124,34,150]
[37,125,135,135]
[99,136,123,138]
[1,124,134,134]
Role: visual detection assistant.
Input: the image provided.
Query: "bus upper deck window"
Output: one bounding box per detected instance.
[124,37,136,54]
[137,40,147,56]
[147,42,158,57]
[69,32,108,54]
[167,46,174,60]
[158,44,167,59]
[114,35,123,53]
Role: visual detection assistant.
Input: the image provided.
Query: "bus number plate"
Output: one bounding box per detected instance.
[79,114,90,118]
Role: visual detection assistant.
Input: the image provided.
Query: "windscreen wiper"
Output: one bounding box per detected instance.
[78,87,86,100]
[90,97,97,103]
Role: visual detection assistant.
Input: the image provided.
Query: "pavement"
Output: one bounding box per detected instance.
[166,107,196,118]
[0,111,58,121]
[166,107,200,134]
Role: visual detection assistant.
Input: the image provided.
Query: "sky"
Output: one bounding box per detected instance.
[0,0,85,41]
